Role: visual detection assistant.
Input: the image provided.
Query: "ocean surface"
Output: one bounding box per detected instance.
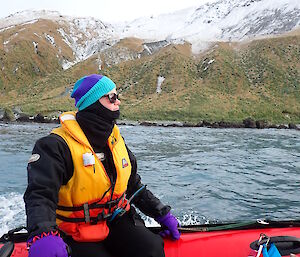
[0,122,299,236]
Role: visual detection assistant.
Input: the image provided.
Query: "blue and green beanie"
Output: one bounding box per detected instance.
[71,74,116,111]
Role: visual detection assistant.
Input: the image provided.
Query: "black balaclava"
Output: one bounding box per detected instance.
[76,100,120,151]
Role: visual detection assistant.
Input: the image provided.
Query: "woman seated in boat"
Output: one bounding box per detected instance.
[24,74,180,257]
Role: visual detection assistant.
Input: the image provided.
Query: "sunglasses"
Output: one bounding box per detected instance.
[105,93,119,103]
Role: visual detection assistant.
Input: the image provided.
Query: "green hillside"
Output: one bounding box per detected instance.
[0,31,299,124]
[105,36,300,123]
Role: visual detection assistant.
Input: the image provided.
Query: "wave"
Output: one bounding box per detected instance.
[0,193,25,236]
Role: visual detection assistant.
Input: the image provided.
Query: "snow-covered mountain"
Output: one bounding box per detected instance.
[121,0,300,52]
[0,0,299,68]
[0,10,118,69]
[56,17,117,69]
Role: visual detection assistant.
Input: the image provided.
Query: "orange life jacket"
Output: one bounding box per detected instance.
[52,112,132,242]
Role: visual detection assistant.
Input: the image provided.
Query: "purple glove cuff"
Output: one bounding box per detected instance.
[27,231,60,248]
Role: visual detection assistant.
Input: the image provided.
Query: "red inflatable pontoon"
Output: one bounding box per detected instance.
[1,220,300,257]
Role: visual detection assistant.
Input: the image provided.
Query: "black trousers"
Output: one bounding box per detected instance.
[64,210,165,257]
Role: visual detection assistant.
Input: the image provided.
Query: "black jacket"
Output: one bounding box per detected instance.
[24,133,170,238]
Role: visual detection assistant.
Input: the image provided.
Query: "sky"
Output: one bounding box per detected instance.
[0,0,214,23]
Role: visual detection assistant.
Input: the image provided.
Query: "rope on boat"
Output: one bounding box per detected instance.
[178,221,256,232]
[177,219,300,233]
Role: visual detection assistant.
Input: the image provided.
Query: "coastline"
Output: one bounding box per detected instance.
[118,119,300,130]
[0,113,299,130]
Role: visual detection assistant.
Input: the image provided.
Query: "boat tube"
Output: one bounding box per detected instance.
[1,220,300,257]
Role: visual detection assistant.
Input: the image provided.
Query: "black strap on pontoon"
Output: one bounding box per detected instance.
[0,227,28,244]
[250,236,300,255]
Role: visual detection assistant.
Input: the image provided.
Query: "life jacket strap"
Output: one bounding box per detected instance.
[56,194,126,224]
[57,197,122,212]
[83,203,90,223]
[56,210,113,224]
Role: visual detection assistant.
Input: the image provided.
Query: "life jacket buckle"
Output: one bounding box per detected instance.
[117,208,126,217]
[106,199,118,208]
[90,210,112,225]
[105,201,113,210]
[101,210,112,220]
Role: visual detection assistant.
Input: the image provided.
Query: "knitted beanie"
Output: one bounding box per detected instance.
[71,74,116,111]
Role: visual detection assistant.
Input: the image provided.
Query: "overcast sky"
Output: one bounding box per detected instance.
[0,0,214,22]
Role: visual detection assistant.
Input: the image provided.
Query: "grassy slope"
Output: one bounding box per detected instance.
[104,36,300,123]
[0,19,74,108]
[0,30,299,123]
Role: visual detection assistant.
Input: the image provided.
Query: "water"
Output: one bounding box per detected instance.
[0,122,299,236]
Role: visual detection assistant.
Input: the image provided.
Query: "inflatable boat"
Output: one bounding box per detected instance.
[1,219,300,257]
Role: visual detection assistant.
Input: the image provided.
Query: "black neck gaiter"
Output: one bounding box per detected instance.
[76,101,120,151]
